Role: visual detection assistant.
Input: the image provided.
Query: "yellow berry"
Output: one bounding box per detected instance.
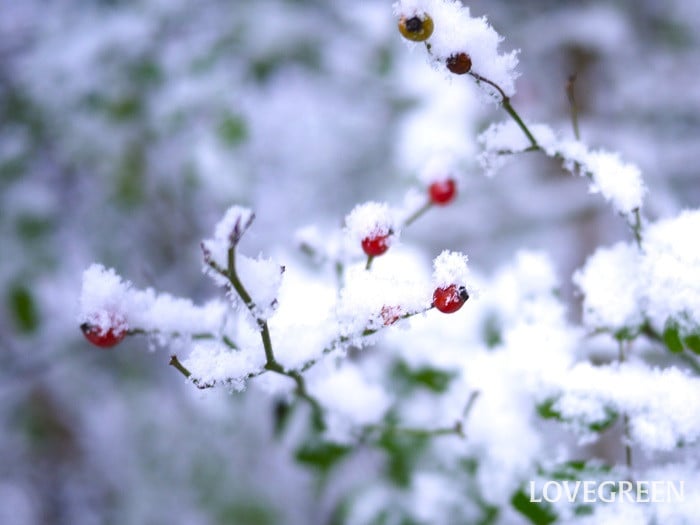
[398,14,434,42]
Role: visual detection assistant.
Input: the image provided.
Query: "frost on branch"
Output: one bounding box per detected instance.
[79,264,227,338]
[337,257,431,336]
[182,342,263,392]
[478,120,646,215]
[202,205,283,320]
[393,0,520,98]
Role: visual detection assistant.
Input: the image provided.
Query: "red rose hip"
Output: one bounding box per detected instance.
[362,233,391,257]
[81,323,127,347]
[429,179,457,205]
[433,284,469,314]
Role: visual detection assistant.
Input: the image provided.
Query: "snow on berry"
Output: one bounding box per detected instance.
[393,0,520,97]
[81,314,127,348]
[79,263,227,338]
[432,250,470,289]
[345,202,398,256]
[418,155,460,205]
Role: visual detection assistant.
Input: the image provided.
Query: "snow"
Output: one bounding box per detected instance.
[547,362,700,452]
[79,263,227,336]
[344,201,398,243]
[478,120,646,214]
[182,342,263,391]
[573,242,644,332]
[585,150,646,214]
[642,209,700,333]
[309,362,391,442]
[418,153,460,185]
[432,250,470,289]
[393,0,520,97]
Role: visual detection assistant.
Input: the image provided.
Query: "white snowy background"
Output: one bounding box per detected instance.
[1,0,699,523]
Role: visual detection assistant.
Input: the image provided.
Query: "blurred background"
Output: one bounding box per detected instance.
[1,0,699,523]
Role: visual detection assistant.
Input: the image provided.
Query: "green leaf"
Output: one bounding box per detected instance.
[378,428,429,487]
[295,440,351,474]
[392,361,456,394]
[482,313,503,348]
[217,112,248,147]
[511,490,557,525]
[684,334,700,355]
[663,321,684,354]
[536,398,617,432]
[536,399,562,421]
[8,284,40,334]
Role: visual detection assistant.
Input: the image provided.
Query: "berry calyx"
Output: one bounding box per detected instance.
[446,53,472,75]
[398,14,434,42]
[429,179,457,205]
[433,284,469,314]
[362,232,391,257]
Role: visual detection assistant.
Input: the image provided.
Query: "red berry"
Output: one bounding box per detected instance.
[380,305,402,326]
[429,179,457,205]
[362,232,391,257]
[81,315,127,348]
[433,284,469,314]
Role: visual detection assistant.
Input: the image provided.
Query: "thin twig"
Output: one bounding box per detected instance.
[469,72,539,149]
[566,74,581,140]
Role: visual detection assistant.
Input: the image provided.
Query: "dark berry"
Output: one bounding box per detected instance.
[446,53,472,75]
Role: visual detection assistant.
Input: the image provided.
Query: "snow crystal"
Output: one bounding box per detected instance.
[432,250,470,289]
[642,209,700,333]
[344,201,398,242]
[393,0,520,97]
[585,151,646,215]
[573,242,644,332]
